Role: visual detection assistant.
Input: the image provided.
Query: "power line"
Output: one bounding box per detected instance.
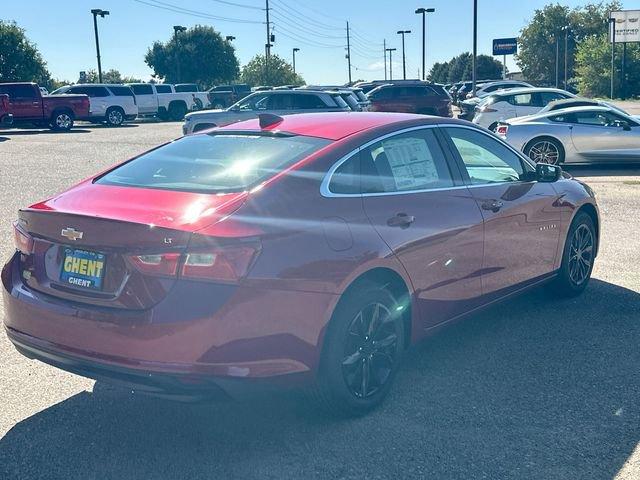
[271,11,344,39]
[273,26,344,49]
[205,0,263,10]
[270,0,343,30]
[132,0,262,23]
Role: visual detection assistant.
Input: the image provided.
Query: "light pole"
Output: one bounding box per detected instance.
[555,34,560,88]
[173,25,187,84]
[561,26,569,89]
[292,47,300,74]
[609,17,616,99]
[396,30,411,80]
[90,9,109,83]
[472,0,477,95]
[415,8,435,81]
[386,47,397,80]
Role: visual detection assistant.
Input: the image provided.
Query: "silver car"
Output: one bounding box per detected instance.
[497,105,640,164]
[183,90,350,135]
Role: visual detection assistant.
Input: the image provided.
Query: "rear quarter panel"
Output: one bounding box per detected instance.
[43,95,90,118]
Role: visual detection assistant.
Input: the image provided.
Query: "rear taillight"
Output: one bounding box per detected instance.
[496,124,509,136]
[128,245,258,283]
[129,253,181,276]
[13,222,33,255]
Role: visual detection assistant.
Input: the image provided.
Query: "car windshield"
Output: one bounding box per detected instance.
[96,133,331,193]
[50,87,70,95]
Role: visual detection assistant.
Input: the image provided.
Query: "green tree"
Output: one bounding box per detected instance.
[438,52,503,83]
[447,53,472,83]
[516,2,621,86]
[0,20,51,85]
[575,33,640,98]
[82,69,141,84]
[427,61,450,83]
[145,25,239,87]
[240,54,304,87]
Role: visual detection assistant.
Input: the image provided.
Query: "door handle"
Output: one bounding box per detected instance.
[387,213,415,228]
[481,200,504,212]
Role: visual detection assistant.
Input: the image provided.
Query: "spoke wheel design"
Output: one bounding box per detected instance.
[341,302,399,399]
[108,109,123,125]
[568,224,594,286]
[55,113,72,129]
[529,140,560,164]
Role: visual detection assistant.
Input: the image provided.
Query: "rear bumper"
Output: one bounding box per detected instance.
[0,113,13,126]
[2,253,336,391]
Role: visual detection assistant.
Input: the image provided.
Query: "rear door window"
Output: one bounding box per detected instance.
[97,133,331,193]
[131,84,154,95]
[293,94,327,109]
[108,86,135,97]
[154,84,173,94]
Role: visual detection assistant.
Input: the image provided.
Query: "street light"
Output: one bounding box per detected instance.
[396,30,411,80]
[561,26,570,90]
[608,17,616,99]
[472,0,477,95]
[385,47,397,80]
[415,8,435,81]
[90,9,109,83]
[292,47,300,74]
[173,25,187,84]
[225,35,236,42]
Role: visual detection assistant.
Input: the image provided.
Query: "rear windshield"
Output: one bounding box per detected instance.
[96,133,331,193]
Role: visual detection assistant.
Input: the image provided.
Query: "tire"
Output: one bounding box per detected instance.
[310,282,405,417]
[548,211,596,297]
[50,110,74,131]
[105,107,125,127]
[524,137,565,165]
[168,102,187,121]
[157,108,170,121]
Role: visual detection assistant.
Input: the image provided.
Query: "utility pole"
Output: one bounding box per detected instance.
[173,25,187,84]
[265,0,271,84]
[415,8,435,81]
[472,0,477,95]
[386,47,397,80]
[292,47,300,74]
[609,17,616,99]
[346,21,352,85]
[90,9,109,83]
[396,30,411,80]
[562,26,569,89]
[622,41,627,100]
[382,39,387,81]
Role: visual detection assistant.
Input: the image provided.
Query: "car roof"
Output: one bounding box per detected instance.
[73,83,127,87]
[494,87,570,96]
[216,112,455,141]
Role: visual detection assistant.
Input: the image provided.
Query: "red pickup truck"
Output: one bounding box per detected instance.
[0,82,90,131]
[0,94,13,127]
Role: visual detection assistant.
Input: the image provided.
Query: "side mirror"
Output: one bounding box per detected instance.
[536,163,562,182]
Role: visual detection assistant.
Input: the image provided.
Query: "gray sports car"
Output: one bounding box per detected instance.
[497,105,640,164]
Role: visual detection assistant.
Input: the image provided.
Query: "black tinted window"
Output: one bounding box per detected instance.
[329,154,360,194]
[0,84,37,98]
[97,134,330,193]
[175,84,198,92]
[361,129,454,193]
[266,94,294,110]
[131,84,153,95]
[108,86,134,96]
[293,94,327,109]
[154,84,172,93]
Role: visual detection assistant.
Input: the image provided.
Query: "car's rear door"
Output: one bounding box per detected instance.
[569,110,640,161]
[512,91,544,117]
[358,126,485,329]
[441,126,561,299]
[131,84,156,114]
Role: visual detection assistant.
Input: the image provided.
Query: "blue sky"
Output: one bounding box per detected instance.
[2,0,633,84]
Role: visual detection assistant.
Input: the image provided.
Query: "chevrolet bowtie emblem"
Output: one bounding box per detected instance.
[61,227,84,241]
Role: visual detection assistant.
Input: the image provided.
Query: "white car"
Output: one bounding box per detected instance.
[466,80,533,100]
[51,84,138,126]
[174,84,211,110]
[126,83,199,121]
[472,87,575,130]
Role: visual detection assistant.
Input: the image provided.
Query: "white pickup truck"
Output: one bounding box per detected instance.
[126,83,200,121]
[174,84,211,111]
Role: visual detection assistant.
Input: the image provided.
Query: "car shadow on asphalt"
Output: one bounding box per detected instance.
[1,278,639,479]
[0,129,92,135]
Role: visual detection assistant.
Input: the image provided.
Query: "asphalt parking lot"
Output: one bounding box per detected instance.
[1,121,639,480]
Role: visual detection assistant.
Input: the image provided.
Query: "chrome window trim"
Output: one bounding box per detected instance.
[319,123,538,199]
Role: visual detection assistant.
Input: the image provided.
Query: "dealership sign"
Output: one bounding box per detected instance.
[610,10,640,43]
[493,38,518,56]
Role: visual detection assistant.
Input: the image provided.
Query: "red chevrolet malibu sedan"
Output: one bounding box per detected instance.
[3,112,599,415]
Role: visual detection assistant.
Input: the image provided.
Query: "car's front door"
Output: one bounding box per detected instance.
[569,110,640,161]
[442,126,562,299]
[360,127,485,329]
